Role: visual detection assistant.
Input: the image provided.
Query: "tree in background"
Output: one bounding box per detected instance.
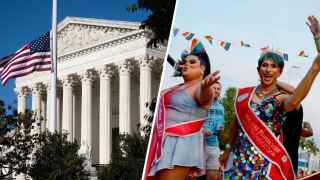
[126,0,176,48]
[27,130,90,180]
[0,99,39,179]
[218,87,238,150]
[305,138,319,174]
[299,137,306,164]
[97,99,155,180]
[96,132,149,180]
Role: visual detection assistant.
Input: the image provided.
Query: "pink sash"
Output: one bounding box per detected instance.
[143,84,207,180]
[235,87,295,180]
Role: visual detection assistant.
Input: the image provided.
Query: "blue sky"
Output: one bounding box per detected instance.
[162,0,320,148]
[0,0,151,110]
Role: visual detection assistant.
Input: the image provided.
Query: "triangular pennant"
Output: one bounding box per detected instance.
[182,32,195,41]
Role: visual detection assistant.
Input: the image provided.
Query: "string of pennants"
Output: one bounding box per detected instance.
[172,27,312,61]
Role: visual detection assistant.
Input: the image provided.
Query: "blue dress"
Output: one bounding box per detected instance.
[148,88,208,177]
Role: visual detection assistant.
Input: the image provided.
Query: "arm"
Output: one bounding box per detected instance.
[195,70,220,105]
[301,122,313,137]
[276,81,295,95]
[282,54,320,111]
[276,81,301,110]
[219,116,239,168]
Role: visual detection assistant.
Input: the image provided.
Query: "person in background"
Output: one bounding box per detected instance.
[202,82,225,180]
[276,80,313,175]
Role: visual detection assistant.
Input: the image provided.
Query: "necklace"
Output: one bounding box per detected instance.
[255,85,279,100]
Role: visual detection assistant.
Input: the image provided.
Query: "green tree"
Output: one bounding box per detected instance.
[97,99,155,180]
[0,99,40,179]
[126,0,176,48]
[299,137,306,163]
[96,132,149,180]
[27,130,90,180]
[305,138,319,174]
[218,87,238,150]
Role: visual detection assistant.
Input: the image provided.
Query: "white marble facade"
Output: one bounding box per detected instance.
[14,17,166,165]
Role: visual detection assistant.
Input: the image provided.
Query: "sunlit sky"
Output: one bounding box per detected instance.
[161,0,320,148]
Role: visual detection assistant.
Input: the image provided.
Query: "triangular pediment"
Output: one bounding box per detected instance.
[56,17,142,53]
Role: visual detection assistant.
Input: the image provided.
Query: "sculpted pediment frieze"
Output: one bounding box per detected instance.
[57,24,135,53]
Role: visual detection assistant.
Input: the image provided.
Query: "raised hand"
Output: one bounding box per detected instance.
[306,15,320,36]
[201,70,221,88]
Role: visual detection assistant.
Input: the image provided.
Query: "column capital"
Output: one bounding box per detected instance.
[78,69,96,85]
[95,65,114,80]
[116,59,132,75]
[61,75,76,89]
[43,80,51,91]
[29,84,43,96]
[135,54,156,70]
[14,86,30,99]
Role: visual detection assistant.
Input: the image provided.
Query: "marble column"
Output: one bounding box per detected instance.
[13,87,29,180]
[14,87,30,113]
[41,96,46,132]
[44,81,51,130]
[62,75,74,141]
[72,88,77,142]
[96,65,113,164]
[30,84,42,135]
[56,89,62,133]
[136,55,155,130]
[78,70,96,148]
[117,60,132,134]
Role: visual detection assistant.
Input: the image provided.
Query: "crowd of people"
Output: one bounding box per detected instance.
[143,15,320,180]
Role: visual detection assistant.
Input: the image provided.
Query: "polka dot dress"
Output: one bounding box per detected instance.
[231,97,285,180]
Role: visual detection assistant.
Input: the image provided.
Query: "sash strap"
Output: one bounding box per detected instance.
[235,87,295,180]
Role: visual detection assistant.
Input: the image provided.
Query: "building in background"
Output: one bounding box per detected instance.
[13,17,166,178]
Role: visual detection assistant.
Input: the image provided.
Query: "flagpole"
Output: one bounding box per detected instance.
[49,0,57,133]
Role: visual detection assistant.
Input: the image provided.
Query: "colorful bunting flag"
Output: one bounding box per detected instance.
[220,41,231,51]
[281,53,288,61]
[261,46,269,51]
[241,41,250,47]
[299,51,308,57]
[172,27,179,37]
[191,38,206,54]
[182,32,195,41]
[205,36,213,44]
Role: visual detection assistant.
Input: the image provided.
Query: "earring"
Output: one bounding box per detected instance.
[201,71,203,74]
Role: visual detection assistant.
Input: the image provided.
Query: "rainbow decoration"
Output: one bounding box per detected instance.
[220,41,231,51]
[205,36,213,44]
[281,53,288,61]
[299,51,308,57]
[261,46,269,51]
[172,27,179,37]
[190,38,206,54]
[181,48,190,58]
[182,32,195,41]
[241,41,250,47]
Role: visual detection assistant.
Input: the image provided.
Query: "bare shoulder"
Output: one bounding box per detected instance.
[160,88,170,95]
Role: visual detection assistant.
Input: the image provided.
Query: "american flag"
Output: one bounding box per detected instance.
[0,32,51,86]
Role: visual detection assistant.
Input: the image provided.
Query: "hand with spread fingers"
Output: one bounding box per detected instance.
[306,15,320,36]
[202,70,221,88]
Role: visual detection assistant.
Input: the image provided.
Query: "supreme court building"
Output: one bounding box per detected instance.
[14,17,165,165]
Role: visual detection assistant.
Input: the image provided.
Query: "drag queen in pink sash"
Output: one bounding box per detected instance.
[144,38,220,180]
[220,16,320,179]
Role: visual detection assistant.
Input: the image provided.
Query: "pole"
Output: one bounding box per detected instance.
[49,0,57,133]
[288,66,292,85]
